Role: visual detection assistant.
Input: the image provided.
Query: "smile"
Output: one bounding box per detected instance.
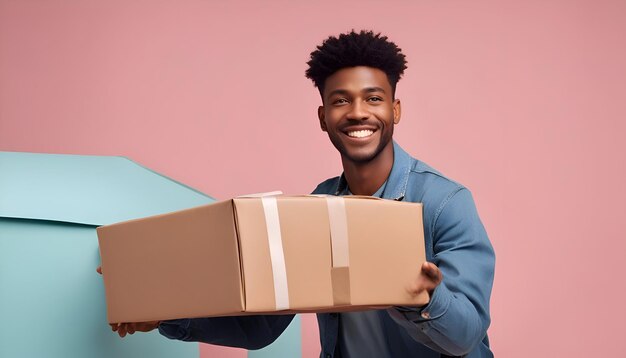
[346,129,374,138]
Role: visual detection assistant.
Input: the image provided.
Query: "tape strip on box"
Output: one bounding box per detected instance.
[326,196,352,306]
[261,196,290,310]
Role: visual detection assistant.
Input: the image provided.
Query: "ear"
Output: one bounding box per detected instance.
[393,99,401,125]
[318,106,327,132]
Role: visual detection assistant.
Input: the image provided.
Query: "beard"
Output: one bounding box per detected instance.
[327,124,394,164]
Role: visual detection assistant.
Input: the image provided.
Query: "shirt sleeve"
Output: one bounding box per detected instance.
[387,188,495,356]
[158,315,295,350]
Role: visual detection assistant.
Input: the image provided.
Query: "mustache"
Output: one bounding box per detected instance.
[339,121,380,131]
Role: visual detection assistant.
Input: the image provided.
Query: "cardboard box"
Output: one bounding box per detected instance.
[97,194,428,324]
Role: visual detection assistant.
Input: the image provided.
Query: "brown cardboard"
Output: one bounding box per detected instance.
[97,195,428,323]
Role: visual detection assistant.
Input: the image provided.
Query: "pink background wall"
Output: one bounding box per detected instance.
[2,0,625,356]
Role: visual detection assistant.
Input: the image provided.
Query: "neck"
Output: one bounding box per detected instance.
[341,142,394,196]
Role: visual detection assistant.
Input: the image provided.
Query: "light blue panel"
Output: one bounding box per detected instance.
[0,218,198,358]
[248,315,301,358]
[0,152,213,226]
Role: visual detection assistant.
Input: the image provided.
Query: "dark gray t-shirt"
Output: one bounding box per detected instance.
[338,181,390,358]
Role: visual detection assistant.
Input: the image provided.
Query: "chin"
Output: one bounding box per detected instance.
[339,142,385,163]
[329,133,392,164]
[343,149,379,163]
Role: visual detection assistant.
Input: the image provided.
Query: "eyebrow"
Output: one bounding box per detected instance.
[326,87,387,99]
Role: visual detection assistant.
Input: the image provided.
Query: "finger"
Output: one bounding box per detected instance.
[421,262,443,283]
[406,263,442,296]
[127,324,135,335]
[118,324,127,338]
[111,323,118,332]
[96,266,102,275]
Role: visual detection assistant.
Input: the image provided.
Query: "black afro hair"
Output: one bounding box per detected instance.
[305,30,407,97]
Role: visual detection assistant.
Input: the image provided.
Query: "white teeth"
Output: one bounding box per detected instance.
[347,129,374,138]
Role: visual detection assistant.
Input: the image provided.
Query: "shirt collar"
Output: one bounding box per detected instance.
[334,141,411,201]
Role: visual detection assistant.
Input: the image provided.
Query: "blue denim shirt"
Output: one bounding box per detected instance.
[159,142,495,357]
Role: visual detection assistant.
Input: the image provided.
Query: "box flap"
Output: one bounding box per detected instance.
[0,151,214,226]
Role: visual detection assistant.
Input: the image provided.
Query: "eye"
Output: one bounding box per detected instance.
[333,98,349,105]
[367,96,383,102]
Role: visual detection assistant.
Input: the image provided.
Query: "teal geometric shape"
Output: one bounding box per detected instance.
[249,315,302,358]
[0,151,214,358]
[0,152,213,226]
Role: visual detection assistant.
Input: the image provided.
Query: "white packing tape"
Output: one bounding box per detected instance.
[326,196,350,268]
[261,196,290,310]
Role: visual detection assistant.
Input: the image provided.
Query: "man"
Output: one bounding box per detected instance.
[110,30,495,357]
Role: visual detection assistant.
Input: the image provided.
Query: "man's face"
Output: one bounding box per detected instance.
[318,66,401,164]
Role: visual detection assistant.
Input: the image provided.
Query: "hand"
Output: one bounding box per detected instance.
[407,262,443,305]
[96,266,102,275]
[111,321,161,338]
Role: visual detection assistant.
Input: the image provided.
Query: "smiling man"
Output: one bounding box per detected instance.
[112,30,495,358]
[316,65,400,196]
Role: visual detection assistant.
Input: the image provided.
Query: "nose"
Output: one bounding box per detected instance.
[346,100,370,121]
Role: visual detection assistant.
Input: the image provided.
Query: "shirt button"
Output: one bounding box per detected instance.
[325,354,332,358]
[421,311,430,319]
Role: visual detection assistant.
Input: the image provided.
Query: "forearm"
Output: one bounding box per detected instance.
[158,315,295,350]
